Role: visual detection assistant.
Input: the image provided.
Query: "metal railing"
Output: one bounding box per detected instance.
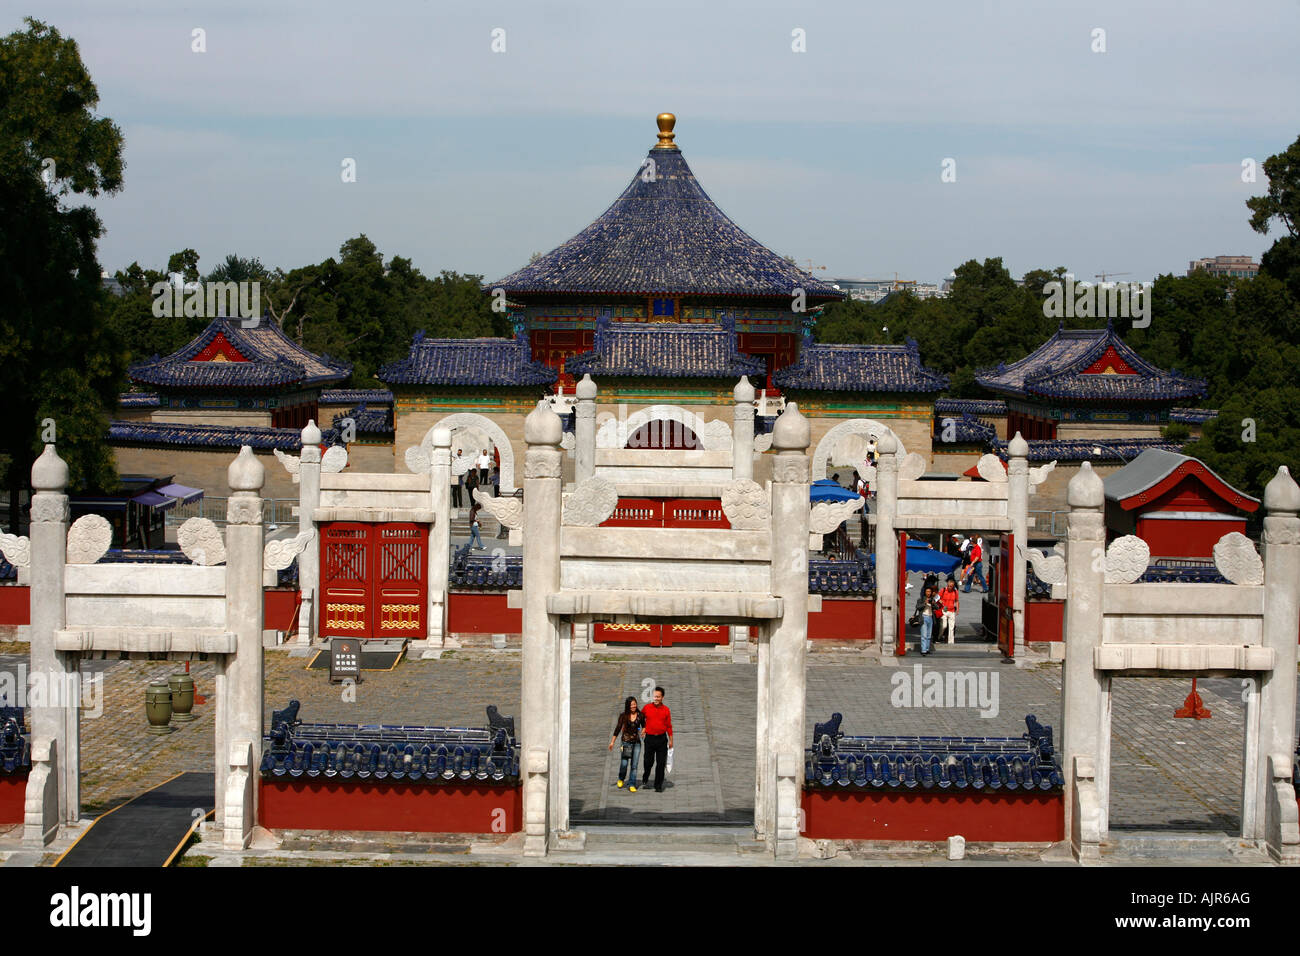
[165,497,298,529]
[1028,510,1068,537]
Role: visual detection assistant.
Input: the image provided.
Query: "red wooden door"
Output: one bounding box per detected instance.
[997,533,1015,659]
[320,522,428,639]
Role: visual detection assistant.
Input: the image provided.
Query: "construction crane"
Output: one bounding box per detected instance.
[1094,271,1131,283]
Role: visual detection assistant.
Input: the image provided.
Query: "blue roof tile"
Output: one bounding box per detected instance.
[109,420,340,451]
[320,388,393,405]
[975,324,1206,403]
[128,316,351,390]
[487,142,844,302]
[566,318,766,380]
[378,332,557,388]
[118,392,160,408]
[333,403,393,435]
[1170,407,1218,424]
[992,436,1183,463]
[935,398,1006,415]
[936,412,997,445]
[774,339,947,393]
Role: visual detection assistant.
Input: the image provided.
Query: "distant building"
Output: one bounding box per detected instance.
[829,278,948,303]
[1187,255,1259,279]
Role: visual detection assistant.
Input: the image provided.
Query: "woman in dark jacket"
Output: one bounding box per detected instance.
[608,696,645,792]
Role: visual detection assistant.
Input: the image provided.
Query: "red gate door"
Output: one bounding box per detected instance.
[320,522,429,639]
[997,532,1015,659]
[896,530,909,657]
[374,523,428,637]
[320,523,371,637]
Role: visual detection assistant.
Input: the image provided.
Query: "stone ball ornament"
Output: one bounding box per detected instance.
[733,375,755,404]
[301,419,322,445]
[1264,465,1300,513]
[576,373,597,400]
[771,401,810,451]
[1008,431,1029,459]
[31,444,68,491]
[1067,460,1104,508]
[524,399,563,446]
[228,445,266,492]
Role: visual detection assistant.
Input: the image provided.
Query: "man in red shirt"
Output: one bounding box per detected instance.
[640,687,673,792]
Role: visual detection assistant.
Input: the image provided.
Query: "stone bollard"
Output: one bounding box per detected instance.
[947,834,966,860]
[574,374,597,485]
[1007,432,1029,656]
[874,433,899,654]
[732,375,755,482]
[296,421,322,645]
[428,425,453,651]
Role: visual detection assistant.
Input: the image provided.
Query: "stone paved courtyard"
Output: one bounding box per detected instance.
[3,637,1293,838]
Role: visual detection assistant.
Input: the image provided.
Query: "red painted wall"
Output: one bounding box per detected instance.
[0,774,27,824]
[808,599,876,641]
[264,588,300,632]
[801,788,1064,842]
[1025,599,1064,642]
[259,779,522,833]
[0,586,29,627]
[1137,515,1244,560]
[448,592,521,634]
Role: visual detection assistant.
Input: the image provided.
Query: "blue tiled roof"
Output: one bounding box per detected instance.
[128,316,351,390]
[378,332,557,387]
[118,392,160,408]
[488,145,845,302]
[333,403,393,435]
[806,714,1063,791]
[809,557,876,595]
[935,398,1006,415]
[774,339,948,393]
[1170,407,1218,424]
[109,420,340,451]
[450,544,522,590]
[975,324,1206,403]
[260,700,520,784]
[320,388,393,405]
[992,436,1183,463]
[936,412,997,445]
[566,319,766,379]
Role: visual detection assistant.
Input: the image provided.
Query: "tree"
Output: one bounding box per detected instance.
[0,18,127,528]
[206,254,266,283]
[1248,134,1300,299]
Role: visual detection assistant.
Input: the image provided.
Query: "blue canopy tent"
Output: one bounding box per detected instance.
[810,479,858,503]
[868,540,961,575]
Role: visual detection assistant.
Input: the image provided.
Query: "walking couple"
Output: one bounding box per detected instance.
[608,687,673,793]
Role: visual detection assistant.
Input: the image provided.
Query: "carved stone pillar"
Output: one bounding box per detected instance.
[574,374,597,485]
[427,425,454,651]
[732,376,755,482]
[874,433,899,653]
[296,421,321,644]
[1061,462,1106,860]
[520,401,563,856]
[1258,466,1300,861]
[1007,432,1029,655]
[768,402,810,860]
[222,446,265,849]
[24,445,77,845]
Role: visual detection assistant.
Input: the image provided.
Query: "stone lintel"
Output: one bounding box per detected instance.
[608,482,731,499]
[560,527,770,561]
[64,563,226,596]
[547,590,782,620]
[313,507,436,524]
[1093,644,1274,672]
[55,628,237,654]
[892,515,1012,531]
[320,473,429,492]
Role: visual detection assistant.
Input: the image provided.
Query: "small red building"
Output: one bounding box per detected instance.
[1103,449,1258,560]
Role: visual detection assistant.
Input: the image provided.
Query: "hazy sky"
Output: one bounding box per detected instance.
[13,0,1299,286]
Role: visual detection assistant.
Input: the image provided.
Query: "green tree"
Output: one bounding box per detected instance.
[1248,134,1300,299]
[0,17,127,526]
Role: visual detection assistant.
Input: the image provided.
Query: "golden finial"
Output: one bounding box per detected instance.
[654,113,677,149]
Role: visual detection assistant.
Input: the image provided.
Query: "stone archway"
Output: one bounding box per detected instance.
[596,405,732,451]
[811,419,907,480]
[424,413,517,493]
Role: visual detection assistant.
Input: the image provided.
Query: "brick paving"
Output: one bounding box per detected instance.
[2,640,1297,836]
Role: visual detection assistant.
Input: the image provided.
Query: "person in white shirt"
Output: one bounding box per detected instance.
[451,449,472,513]
[476,449,491,488]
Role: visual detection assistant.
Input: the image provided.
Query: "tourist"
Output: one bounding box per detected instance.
[915,583,940,656]
[477,448,491,488]
[451,449,468,510]
[640,686,673,793]
[964,535,988,593]
[468,502,485,550]
[608,696,645,791]
[938,576,960,643]
[464,459,480,507]
[489,464,500,497]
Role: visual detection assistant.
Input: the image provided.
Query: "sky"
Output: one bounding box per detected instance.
[11,0,1300,286]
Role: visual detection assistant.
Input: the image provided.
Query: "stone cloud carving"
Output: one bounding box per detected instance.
[898,452,927,481]
[0,532,30,569]
[1213,531,1264,586]
[273,448,301,477]
[561,477,619,527]
[404,440,431,475]
[475,488,523,530]
[1104,535,1150,584]
[1028,460,1057,486]
[1025,545,1066,586]
[721,480,770,530]
[809,497,865,535]
[321,445,348,474]
[975,454,1008,483]
[264,530,314,571]
[66,515,113,565]
[178,517,227,566]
